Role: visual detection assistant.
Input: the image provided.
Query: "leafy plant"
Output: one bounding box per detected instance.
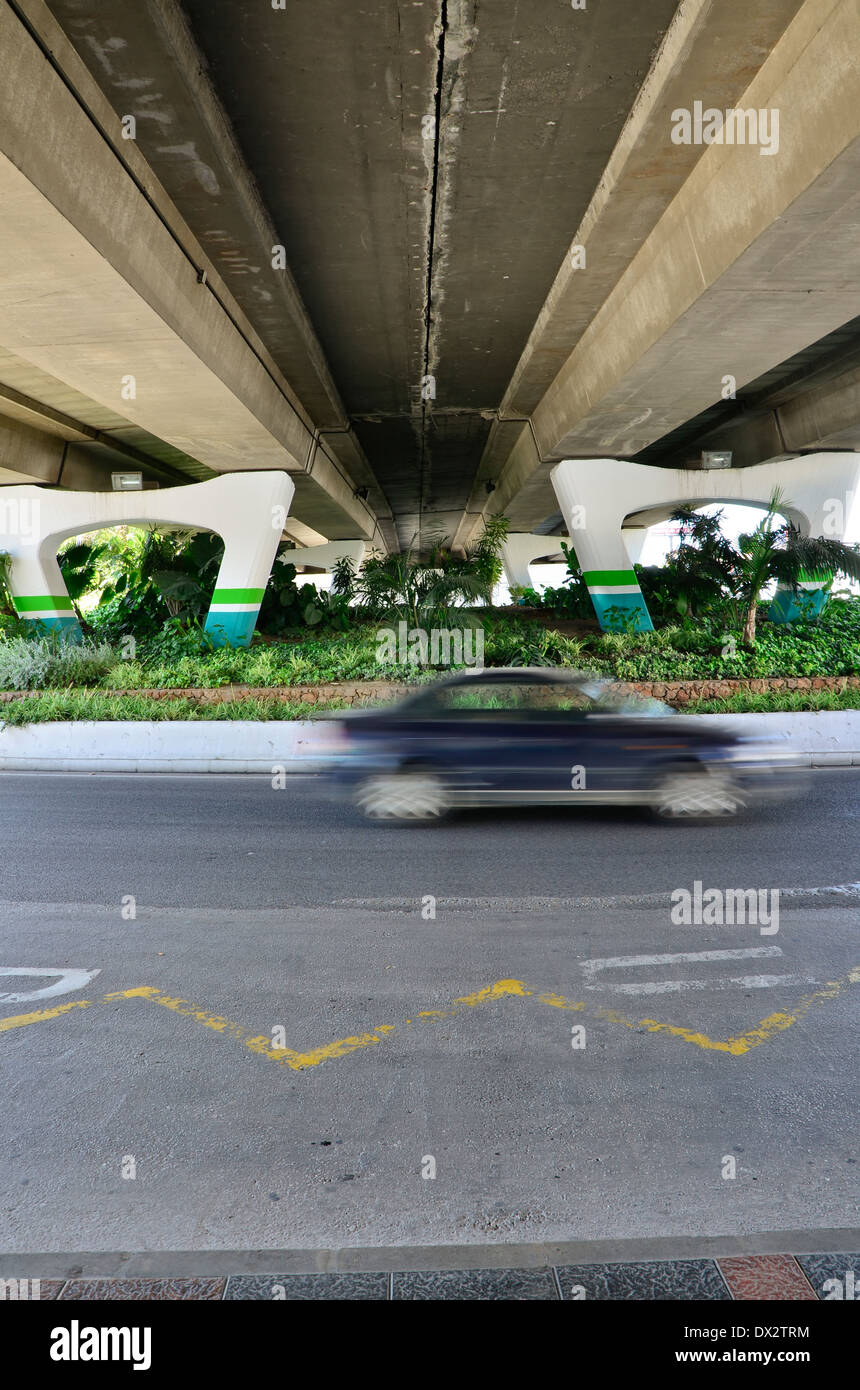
[58,540,110,622]
[357,515,509,627]
[258,556,353,635]
[601,604,644,636]
[330,555,357,598]
[664,507,738,616]
[734,490,860,646]
[59,527,224,641]
[0,634,117,690]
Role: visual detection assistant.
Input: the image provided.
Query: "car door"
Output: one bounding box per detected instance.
[411,676,596,804]
[389,678,530,799]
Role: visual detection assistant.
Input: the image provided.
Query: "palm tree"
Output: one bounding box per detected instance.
[736,490,860,646]
[356,515,509,627]
[665,507,738,617]
[57,538,110,624]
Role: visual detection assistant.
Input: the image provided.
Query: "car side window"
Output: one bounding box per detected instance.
[406,681,594,719]
[408,682,526,717]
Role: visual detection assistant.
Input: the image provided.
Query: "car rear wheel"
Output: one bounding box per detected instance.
[653,766,744,820]
[355,770,449,823]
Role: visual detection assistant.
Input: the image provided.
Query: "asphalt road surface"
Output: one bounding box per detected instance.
[1,771,858,1255]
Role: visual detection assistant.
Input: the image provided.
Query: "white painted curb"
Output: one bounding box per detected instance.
[686,711,860,766]
[0,710,859,772]
[0,720,321,773]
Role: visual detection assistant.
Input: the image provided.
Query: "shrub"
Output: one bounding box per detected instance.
[0,634,118,690]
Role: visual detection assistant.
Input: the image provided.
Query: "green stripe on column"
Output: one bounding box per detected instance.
[211,587,266,604]
[13,595,74,611]
[582,569,638,586]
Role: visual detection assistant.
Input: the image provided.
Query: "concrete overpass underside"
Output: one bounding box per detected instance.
[0,0,858,555]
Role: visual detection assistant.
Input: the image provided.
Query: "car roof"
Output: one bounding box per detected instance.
[421,667,591,687]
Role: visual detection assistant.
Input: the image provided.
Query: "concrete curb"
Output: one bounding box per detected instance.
[1,711,860,773]
[5,1228,860,1277]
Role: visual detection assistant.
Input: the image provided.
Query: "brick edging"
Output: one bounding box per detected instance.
[0,674,858,708]
[615,674,860,704]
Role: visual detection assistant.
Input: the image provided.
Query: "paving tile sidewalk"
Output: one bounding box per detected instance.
[14,1253,857,1300]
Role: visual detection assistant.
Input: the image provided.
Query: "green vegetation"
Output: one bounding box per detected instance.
[0,597,855,695]
[732,490,860,645]
[0,551,23,637]
[516,497,860,646]
[2,681,857,727]
[581,598,860,682]
[682,688,860,715]
[47,512,512,645]
[59,528,224,638]
[0,598,858,693]
[0,500,858,721]
[0,634,117,690]
[355,514,509,626]
[0,692,344,726]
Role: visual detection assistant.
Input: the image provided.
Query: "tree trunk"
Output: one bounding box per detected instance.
[742,598,757,647]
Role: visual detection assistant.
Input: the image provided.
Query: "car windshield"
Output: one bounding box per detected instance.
[580,679,673,716]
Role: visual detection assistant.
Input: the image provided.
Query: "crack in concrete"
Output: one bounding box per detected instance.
[415,1,479,547]
[412,0,450,545]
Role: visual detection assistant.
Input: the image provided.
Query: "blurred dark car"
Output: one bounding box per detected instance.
[323,668,803,823]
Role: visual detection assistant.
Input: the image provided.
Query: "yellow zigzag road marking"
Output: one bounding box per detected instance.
[535,970,860,1055]
[104,988,395,1071]
[0,999,91,1031]
[1,970,858,1066]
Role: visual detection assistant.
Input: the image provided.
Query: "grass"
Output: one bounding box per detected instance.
[91,602,860,688]
[1,599,859,710]
[681,688,860,715]
[0,692,352,725]
[1,685,857,725]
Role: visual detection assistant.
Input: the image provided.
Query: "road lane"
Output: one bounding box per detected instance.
[0,772,857,1253]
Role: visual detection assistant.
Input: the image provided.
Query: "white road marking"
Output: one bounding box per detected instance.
[0,967,100,1004]
[606,974,809,996]
[335,885,860,911]
[581,946,783,982]
[580,947,795,996]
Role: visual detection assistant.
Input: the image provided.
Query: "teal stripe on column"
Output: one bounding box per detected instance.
[590,590,653,633]
[769,587,830,625]
[203,608,260,649]
[20,614,82,640]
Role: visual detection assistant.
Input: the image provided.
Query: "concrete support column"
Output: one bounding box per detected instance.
[7,539,80,636]
[769,574,831,624]
[0,472,295,648]
[500,533,572,591]
[550,462,654,631]
[621,528,649,566]
[551,452,860,631]
[274,539,367,583]
[201,475,296,648]
[500,535,550,591]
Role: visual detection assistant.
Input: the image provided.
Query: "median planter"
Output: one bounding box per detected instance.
[1,674,858,710]
[0,680,413,707]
